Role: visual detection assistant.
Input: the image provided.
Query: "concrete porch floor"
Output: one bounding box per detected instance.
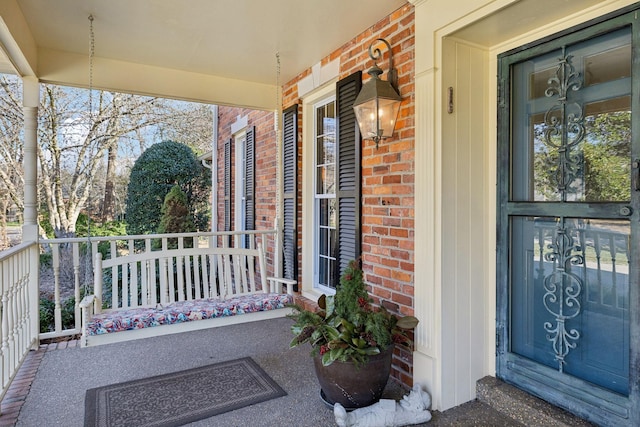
[0,317,554,426]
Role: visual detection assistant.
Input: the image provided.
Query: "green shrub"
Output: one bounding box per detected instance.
[39,296,78,333]
[125,140,211,235]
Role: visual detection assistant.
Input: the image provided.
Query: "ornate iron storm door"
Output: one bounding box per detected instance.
[497,9,639,427]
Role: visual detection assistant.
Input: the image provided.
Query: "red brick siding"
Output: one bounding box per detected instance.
[221,3,416,386]
[282,4,416,386]
[215,107,278,277]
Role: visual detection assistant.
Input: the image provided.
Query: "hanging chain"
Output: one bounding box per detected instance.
[275,52,281,131]
[89,15,94,121]
[83,14,95,296]
[275,52,282,228]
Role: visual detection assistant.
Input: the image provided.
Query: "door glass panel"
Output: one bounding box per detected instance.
[511,29,631,203]
[508,25,633,398]
[511,217,630,395]
[584,45,631,86]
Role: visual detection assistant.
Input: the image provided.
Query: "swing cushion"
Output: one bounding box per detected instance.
[84,292,294,336]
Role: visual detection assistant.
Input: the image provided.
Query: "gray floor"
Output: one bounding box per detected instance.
[17,317,518,426]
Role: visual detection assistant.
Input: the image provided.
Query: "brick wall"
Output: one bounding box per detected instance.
[215,107,278,276]
[282,4,416,386]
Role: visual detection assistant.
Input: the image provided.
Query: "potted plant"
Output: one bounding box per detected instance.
[289,259,419,409]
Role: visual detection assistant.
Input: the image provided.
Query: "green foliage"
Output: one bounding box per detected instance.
[68,217,128,260]
[289,260,419,367]
[39,296,78,333]
[533,111,631,201]
[39,298,55,333]
[38,209,55,239]
[125,140,211,235]
[155,185,195,249]
[158,185,194,234]
[75,215,127,238]
[39,252,53,269]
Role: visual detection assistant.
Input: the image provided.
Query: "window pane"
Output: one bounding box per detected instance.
[319,257,328,286]
[320,228,328,255]
[316,165,324,195]
[527,96,631,202]
[511,28,631,203]
[314,98,337,290]
[328,258,336,288]
[584,45,631,86]
[324,164,335,194]
[329,198,336,228]
[529,67,556,100]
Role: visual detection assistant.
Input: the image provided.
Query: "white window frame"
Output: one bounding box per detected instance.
[302,81,337,299]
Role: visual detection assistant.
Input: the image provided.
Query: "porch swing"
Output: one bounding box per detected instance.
[78,20,295,347]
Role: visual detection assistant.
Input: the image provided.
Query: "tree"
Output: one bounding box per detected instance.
[125,141,210,235]
[533,110,631,202]
[0,76,24,211]
[0,74,214,238]
[158,185,194,234]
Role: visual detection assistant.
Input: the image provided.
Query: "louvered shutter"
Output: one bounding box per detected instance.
[282,105,298,284]
[224,138,232,234]
[245,127,255,247]
[335,72,362,282]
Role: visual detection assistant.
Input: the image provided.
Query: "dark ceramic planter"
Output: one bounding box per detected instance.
[313,346,393,410]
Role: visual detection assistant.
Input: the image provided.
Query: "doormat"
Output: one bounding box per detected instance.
[84,357,286,427]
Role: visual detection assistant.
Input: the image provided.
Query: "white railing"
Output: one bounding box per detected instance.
[38,228,281,340]
[534,220,629,311]
[0,241,39,404]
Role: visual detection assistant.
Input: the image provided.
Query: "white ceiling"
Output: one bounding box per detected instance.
[5,0,407,87]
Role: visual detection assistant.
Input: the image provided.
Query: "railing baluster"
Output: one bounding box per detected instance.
[1,261,8,391]
[73,243,81,330]
[129,240,137,307]
[52,244,61,333]
[609,234,618,308]
[194,255,202,300]
[177,239,185,301]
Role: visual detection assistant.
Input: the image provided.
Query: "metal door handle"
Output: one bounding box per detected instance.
[633,160,640,191]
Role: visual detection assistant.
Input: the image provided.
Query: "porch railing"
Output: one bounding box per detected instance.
[0,240,39,404]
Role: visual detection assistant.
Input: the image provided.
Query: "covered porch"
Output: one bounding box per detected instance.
[4,317,519,426]
[3,0,640,425]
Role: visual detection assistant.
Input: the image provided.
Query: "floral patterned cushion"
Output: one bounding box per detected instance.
[85,293,293,336]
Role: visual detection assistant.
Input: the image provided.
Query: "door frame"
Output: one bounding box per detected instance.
[496,8,640,426]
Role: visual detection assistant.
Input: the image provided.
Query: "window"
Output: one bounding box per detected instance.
[302,72,362,296]
[234,131,247,234]
[224,126,254,247]
[314,99,337,289]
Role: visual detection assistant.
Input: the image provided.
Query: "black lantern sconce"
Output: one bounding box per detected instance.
[353,38,402,149]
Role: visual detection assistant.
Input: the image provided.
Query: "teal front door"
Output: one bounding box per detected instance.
[497,9,639,426]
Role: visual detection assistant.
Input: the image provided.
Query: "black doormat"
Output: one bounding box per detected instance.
[84,357,286,427]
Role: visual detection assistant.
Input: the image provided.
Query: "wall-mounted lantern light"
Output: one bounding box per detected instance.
[353,38,402,149]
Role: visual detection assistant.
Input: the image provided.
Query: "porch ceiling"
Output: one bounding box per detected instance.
[0,0,407,109]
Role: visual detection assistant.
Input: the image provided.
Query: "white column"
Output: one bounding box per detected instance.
[22,76,39,242]
[413,65,443,407]
[410,0,449,411]
[22,76,40,348]
[211,105,219,234]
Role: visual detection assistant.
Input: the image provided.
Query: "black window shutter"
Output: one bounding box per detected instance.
[244,127,255,247]
[223,138,232,235]
[282,105,298,284]
[335,71,362,282]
